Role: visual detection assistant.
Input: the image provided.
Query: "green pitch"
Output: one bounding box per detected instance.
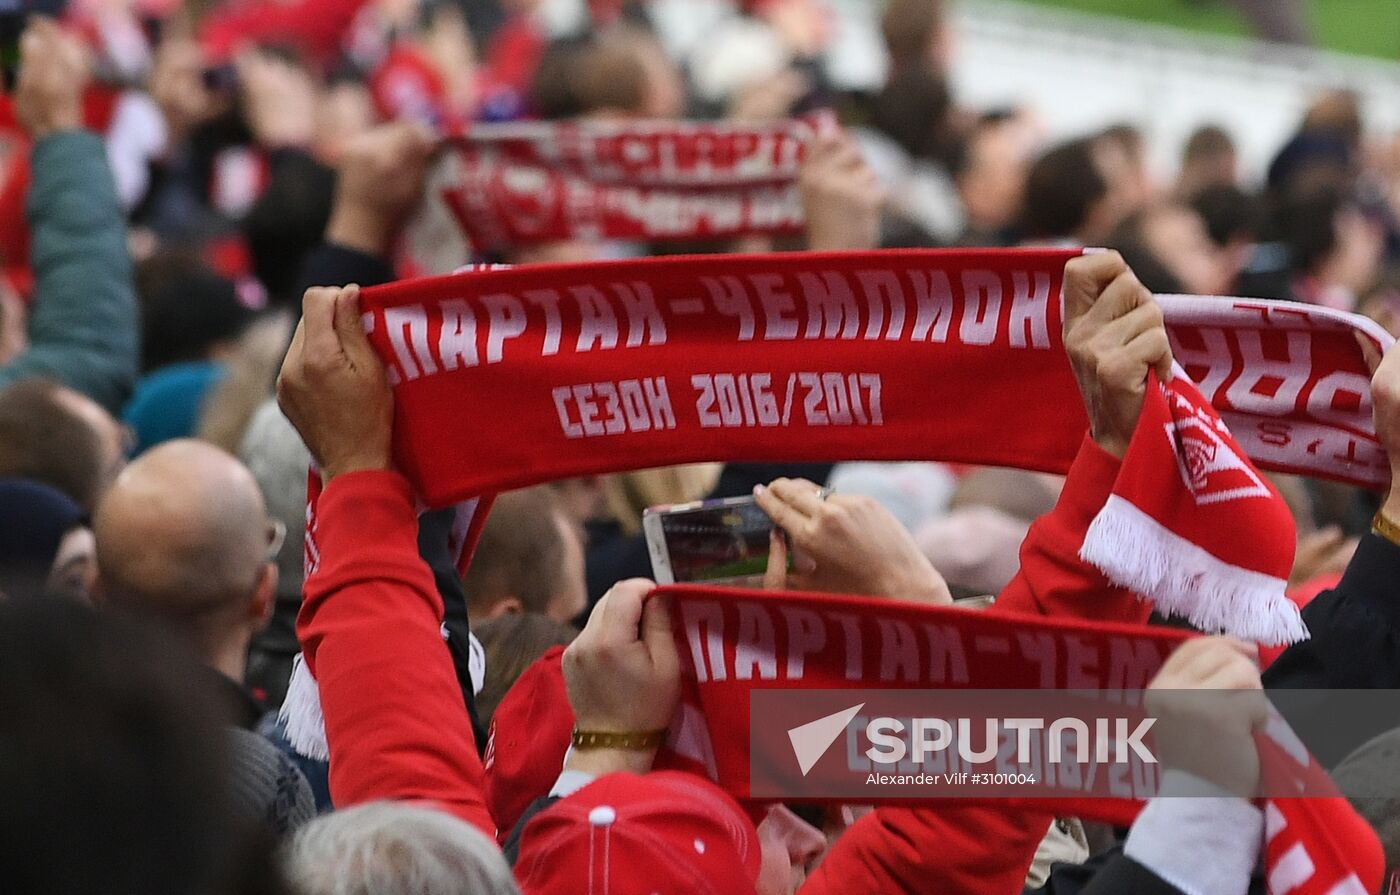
[1018,0,1400,59]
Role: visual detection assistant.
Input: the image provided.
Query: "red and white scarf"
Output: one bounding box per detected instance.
[657,585,1385,895]
[283,249,1392,762]
[438,115,835,251]
[1082,369,1301,641]
[351,249,1389,639]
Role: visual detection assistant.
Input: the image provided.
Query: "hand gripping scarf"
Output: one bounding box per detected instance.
[354,248,1390,638]
[282,249,1393,768]
[656,585,1385,895]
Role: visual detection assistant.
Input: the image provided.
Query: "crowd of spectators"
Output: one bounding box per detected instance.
[3,0,1400,892]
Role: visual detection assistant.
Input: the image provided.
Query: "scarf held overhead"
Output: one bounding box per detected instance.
[438,115,835,251]
[356,249,1392,641]
[656,585,1384,895]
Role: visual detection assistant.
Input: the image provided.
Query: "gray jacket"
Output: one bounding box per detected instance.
[0,130,138,414]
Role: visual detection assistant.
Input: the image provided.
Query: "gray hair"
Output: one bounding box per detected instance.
[238,399,310,598]
[283,801,520,895]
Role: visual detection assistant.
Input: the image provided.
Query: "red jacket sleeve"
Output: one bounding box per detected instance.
[993,434,1142,623]
[802,436,1146,895]
[298,469,494,835]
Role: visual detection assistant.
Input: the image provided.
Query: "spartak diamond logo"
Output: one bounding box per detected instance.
[1164,392,1270,505]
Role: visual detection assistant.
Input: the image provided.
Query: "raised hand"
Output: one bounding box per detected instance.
[562,579,679,775]
[326,122,438,256]
[1062,251,1174,459]
[237,49,318,150]
[800,132,885,252]
[276,285,393,482]
[1361,337,1400,522]
[15,18,88,140]
[1146,636,1267,796]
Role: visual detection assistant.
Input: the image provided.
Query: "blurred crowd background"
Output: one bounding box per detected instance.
[2,0,1399,707]
[3,1,1400,891]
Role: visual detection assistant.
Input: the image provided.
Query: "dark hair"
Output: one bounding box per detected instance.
[243,154,335,307]
[531,27,664,120]
[1190,184,1261,248]
[138,254,256,372]
[871,64,954,164]
[1183,124,1234,165]
[529,37,591,119]
[0,379,105,509]
[1107,209,1186,295]
[0,600,252,894]
[473,613,577,726]
[574,33,649,115]
[1021,138,1107,240]
[947,110,1022,183]
[881,0,944,70]
[1277,177,1350,274]
[1266,130,1354,195]
[462,487,572,616]
[1100,123,1145,162]
[1303,90,1363,151]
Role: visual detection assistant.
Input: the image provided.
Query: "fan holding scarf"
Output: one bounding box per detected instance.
[271,107,1395,895]
[273,225,1398,893]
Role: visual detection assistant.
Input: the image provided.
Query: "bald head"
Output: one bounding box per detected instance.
[94,440,269,616]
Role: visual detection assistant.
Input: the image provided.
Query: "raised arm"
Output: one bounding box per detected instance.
[279,284,492,834]
[996,250,1171,623]
[0,20,137,414]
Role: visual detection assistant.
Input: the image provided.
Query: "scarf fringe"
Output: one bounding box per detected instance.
[279,625,483,762]
[279,654,330,762]
[1080,495,1308,646]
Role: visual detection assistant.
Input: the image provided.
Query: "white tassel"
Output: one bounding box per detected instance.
[1080,495,1309,646]
[278,625,476,762]
[467,630,486,696]
[279,654,329,762]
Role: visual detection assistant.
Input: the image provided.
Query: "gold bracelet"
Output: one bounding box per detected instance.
[570,727,668,751]
[1374,509,1400,548]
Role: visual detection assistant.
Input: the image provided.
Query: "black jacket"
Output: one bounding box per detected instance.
[1263,533,1400,766]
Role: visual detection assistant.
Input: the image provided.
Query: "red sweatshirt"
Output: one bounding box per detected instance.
[300,435,1145,889]
[298,470,494,834]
